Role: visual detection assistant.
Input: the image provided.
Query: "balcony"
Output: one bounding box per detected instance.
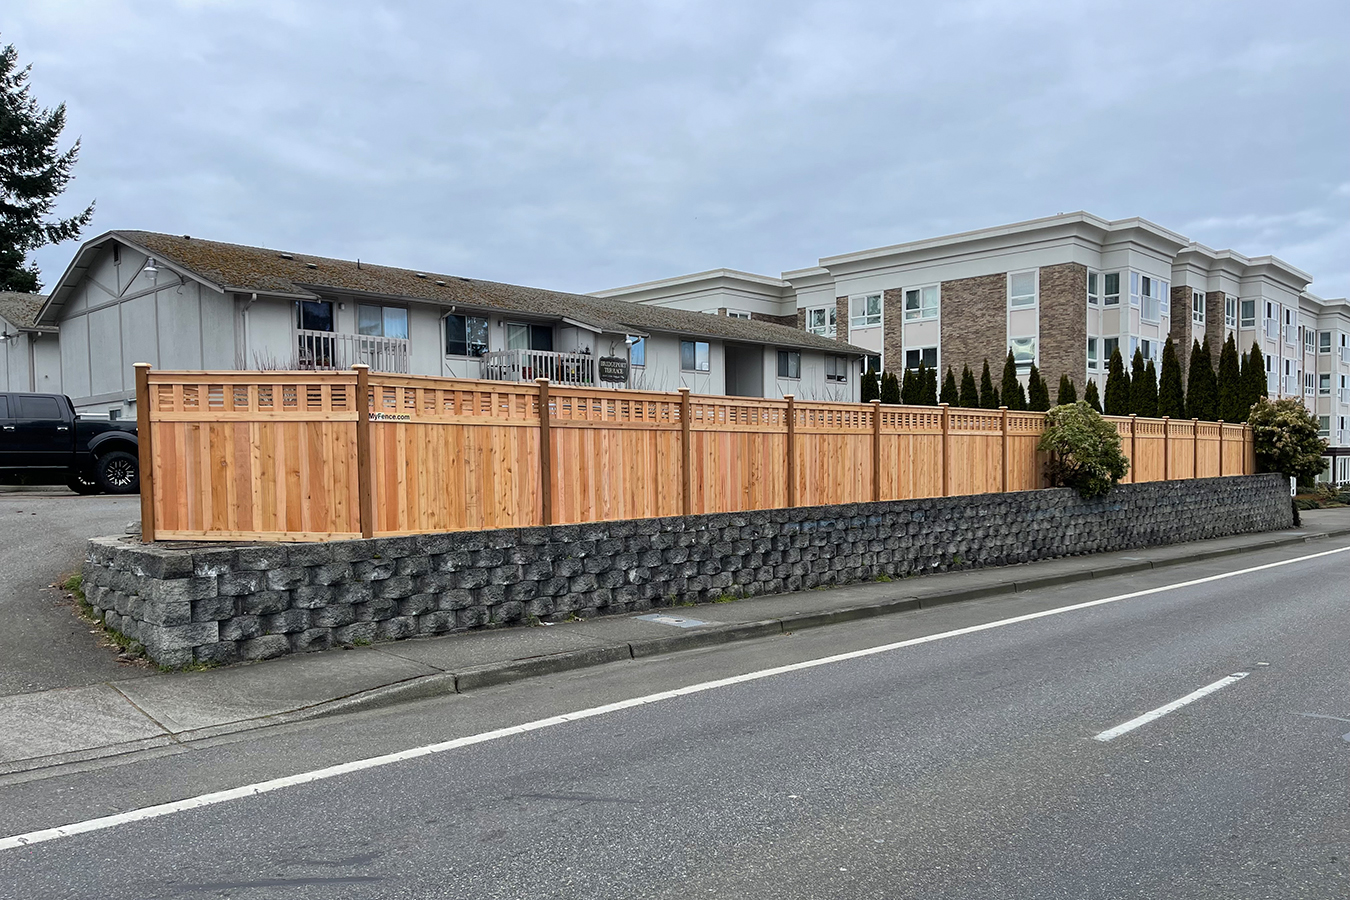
[482,349,598,386]
[1264,319,1279,340]
[1284,324,1298,345]
[296,329,409,374]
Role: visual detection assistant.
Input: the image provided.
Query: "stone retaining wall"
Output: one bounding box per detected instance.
[83,475,1293,666]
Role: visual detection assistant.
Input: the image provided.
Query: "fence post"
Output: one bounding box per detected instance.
[871,399,882,502]
[940,402,950,497]
[1129,414,1138,483]
[537,378,553,526]
[785,395,797,507]
[353,365,374,539]
[1000,406,1009,493]
[1162,416,1171,481]
[679,388,692,516]
[134,363,155,543]
[1218,420,1225,476]
[1245,423,1254,474]
[1192,418,1200,478]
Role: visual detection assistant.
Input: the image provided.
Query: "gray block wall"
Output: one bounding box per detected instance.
[82,475,1293,667]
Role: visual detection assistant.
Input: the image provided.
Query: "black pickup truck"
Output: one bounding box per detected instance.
[0,393,140,494]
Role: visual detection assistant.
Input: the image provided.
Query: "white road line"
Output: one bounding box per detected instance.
[2,542,1347,852]
[1093,672,1249,742]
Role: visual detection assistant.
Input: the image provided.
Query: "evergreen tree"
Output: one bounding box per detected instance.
[1056,374,1077,406]
[860,361,879,403]
[921,363,939,406]
[1241,342,1268,420]
[1128,349,1150,416]
[1157,337,1185,419]
[979,360,999,409]
[1084,379,1102,413]
[1140,359,1159,418]
[900,368,918,405]
[940,367,958,406]
[1186,338,1217,420]
[1216,333,1243,422]
[959,365,980,409]
[1104,348,1130,416]
[1026,365,1051,411]
[0,41,95,292]
[879,370,900,404]
[1001,351,1026,411]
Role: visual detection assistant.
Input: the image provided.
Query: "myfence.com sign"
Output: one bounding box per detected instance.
[369,412,412,422]
[598,357,630,383]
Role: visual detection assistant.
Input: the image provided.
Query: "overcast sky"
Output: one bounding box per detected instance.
[8,0,1349,297]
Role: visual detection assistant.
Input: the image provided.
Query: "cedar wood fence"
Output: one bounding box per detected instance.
[133,364,1256,543]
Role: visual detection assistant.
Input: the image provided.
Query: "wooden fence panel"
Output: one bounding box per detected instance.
[1005,412,1045,492]
[947,408,1005,496]
[1167,419,1195,480]
[883,407,944,499]
[796,402,873,506]
[688,396,789,514]
[1195,422,1222,478]
[1130,418,1166,482]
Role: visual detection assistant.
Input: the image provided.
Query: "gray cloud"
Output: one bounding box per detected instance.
[10,0,1349,296]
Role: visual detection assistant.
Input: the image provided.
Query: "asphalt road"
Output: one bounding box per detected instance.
[0,490,145,696]
[1,536,1347,898]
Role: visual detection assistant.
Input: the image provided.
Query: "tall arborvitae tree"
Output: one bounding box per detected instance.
[860,361,879,403]
[0,41,95,292]
[1084,378,1102,413]
[1027,364,1051,411]
[900,368,918,405]
[921,363,939,406]
[1157,337,1186,419]
[1128,349,1150,416]
[1216,333,1243,423]
[1241,342,1268,421]
[1186,338,1217,421]
[940,367,958,406]
[1140,358,1159,418]
[1001,351,1027,411]
[1056,374,1077,406]
[1104,347,1130,416]
[959,364,980,409]
[879,370,900,404]
[979,359,999,409]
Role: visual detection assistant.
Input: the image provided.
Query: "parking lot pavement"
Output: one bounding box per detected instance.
[0,490,149,697]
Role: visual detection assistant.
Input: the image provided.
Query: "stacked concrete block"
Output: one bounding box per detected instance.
[82,475,1293,667]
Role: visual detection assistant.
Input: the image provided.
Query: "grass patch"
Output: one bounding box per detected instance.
[62,569,151,667]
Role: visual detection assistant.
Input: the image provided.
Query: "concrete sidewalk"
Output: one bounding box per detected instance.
[4,507,1350,778]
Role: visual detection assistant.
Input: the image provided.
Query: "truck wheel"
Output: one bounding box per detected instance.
[95,451,140,494]
[67,473,102,495]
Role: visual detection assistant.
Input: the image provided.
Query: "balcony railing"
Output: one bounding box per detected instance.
[296,329,410,373]
[482,349,597,386]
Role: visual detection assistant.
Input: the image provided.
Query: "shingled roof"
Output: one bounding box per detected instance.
[0,292,55,332]
[58,231,862,355]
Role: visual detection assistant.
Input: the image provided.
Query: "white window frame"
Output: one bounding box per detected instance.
[850,293,882,328]
[725,310,751,320]
[1139,274,1163,323]
[1087,272,1100,306]
[1102,271,1121,307]
[444,313,490,358]
[825,355,848,383]
[1319,331,1332,354]
[1305,372,1316,396]
[1192,290,1205,325]
[680,339,710,373]
[1304,327,1315,354]
[1319,373,1331,396]
[1008,270,1038,309]
[1087,337,1100,372]
[357,303,410,339]
[1129,271,1141,308]
[904,284,939,322]
[1240,298,1255,329]
[776,349,801,380]
[1225,296,1237,329]
[805,306,837,338]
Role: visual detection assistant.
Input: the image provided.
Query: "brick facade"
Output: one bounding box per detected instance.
[939,273,1007,381]
[1170,285,1192,375]
[883,288,903,371]
[1205,290,1227,352]
[1038,262,1087,393]
[754,312,799,329]
[835,296,849,344]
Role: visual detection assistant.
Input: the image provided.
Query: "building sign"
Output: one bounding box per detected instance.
[598,357,630,383]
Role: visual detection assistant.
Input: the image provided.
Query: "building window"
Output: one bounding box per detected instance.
[1087,272,1100,306]
[726,311,751,320]
[507,323,553,352]
[1240,298,1255,328]
[1104,337,1119,362]
[850,293,882,328]
[825,355,848,383]
[1318,416,1331,439]
[904,285,939,321]
[358,304,409,339]
[1130,272,1141,308]
[1087,337,1100,372]
[1103,272,1121,306]
[1306,373,1316,396]
[1009,337,1036,372]
[806,307,837,338]
[1319,331,1332,353]
[1008,271,1037,308]
[296,300,334,332]
[630,337,645,367]
[1319,373,1331,395]
[777,350,801,379]
[1192,291,1205,325]
[1139,275,1165,322]
[860,354,881,377]
[904,347,937,371]
[1226,296,1237,329]
[680,340,710,372]
[444,314,489,357]
[1304,328,1315,354]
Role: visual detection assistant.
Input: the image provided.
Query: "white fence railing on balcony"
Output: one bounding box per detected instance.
[296,329,410,373]
[482,349,597,386]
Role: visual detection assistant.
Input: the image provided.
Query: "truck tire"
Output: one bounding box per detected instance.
[67,473,102,495]
[95,451,140,494]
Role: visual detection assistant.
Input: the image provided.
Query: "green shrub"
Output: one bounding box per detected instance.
[1248,398,1328,483]
[1038,401,1130,498]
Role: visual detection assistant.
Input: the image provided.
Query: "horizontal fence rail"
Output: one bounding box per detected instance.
[134,365,1257,543]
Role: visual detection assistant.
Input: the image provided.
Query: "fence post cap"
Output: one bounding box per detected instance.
[351,363,369,370]
[133,362,152,369]
[1217,419,1224,424]
[869,399,881,405]
[1129,413,1137,419]
[535,377,550,386]
[678,387,690,394]
[999,406,1008,411]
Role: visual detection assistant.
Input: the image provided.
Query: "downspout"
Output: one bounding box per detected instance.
[241,293,258,368]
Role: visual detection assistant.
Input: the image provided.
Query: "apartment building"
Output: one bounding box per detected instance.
[599,212,1350,482]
